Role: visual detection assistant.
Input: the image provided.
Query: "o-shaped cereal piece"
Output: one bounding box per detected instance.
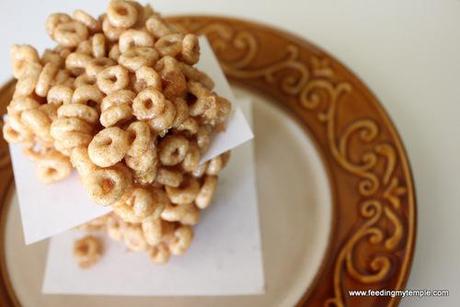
[46,13,72,38]
[145,15,172,38]
[72,9,100,33]
[113,187,157,223]
[142,217,172,246]
[73,235,103,268]
[155,167,183,187]
[15,62,42,97]
[36,150,72,183]
[195,175,218,209]
[41,49,65,67]
[57,103,99,124]
[100,104,132,127]
[179,63,214,90]
[101,89,135,111]
[176,117,199,136]
[108,43,121,61]
[148,99,176,132]
[181,34,200,65]
[123,224,148,252]
[65,52,92,75]
[132,88,166,120]
[83,164,131,205]
[102,15,125,42]
[35,63,59,97]
[21,108,52,142]
[126,121,151,156]
[2,123,23,143]
[91,33,106,58]
[125,145,158,172]
[118,47,159,72]
[10,44,40,79]
[165,176,200,205]
[172,97,189,129]
[70,146,97,176]
[168,226,193,256]
[72,85,104,107]
[74,73,97,87]
[119,29,154,53]
[96,65,129,94]
[149,243,171,264]
[86,57,115,78]
[50,117,93,140]
[76,39,92,55]
[181,142,200,172]
[53,21,89,48]
[158,135,189,166]
[160,202,200,226]
[154,34,183,57]
[7,96,40,114]
[88,127,130,167]
[107,0,138,28]
[134,66,161,92]
[207,151,231,175]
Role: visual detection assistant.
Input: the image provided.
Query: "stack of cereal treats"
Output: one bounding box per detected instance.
[3,0,232,266]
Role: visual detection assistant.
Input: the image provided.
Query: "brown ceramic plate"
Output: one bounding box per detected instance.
[0,16,415,307]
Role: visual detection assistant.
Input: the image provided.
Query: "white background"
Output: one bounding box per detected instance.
[0,0,459,306]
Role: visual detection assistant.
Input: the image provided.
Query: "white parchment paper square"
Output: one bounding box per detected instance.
[8,37,253,245]
[42,98,265,296]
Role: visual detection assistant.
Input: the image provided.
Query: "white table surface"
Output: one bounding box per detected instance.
[0,1,459,306]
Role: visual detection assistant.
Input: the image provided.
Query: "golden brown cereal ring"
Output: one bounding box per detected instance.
[113,187,155,223]
[155,34,183,57]
[7,113,32,138]
[73,9,100,33]
[96,65,129,94]
[101,89,135,111]
[2,122,24,143]
[125,145,158,172]
[155,56,187,99]
[76,39,92,55]
[73,235,103,268]
[118,47,159,72]
[35,63,59,97]
[91,33,106,58]
[160,202,200,226]
[41,49,65,67]
[21,108,52,141]
[74,73,97,87]
[134,66,161,92]
[70,146,97,176]
[195,175,218,209]
[159,135,189,166]
[107,0,138,28]
[207,151,231,175]
[86,57,115,78]
[47,85,73,105]
[39,103,59,122]
[83,164,131,205]
[142,217,166,246]
[101,15,124,42]
[165,176,200,205]
[182,143,200,173]
[168,226,193,256]
[72,85,104,106]
[133,166,157,185]
[132,88,166,120]
[181,34,200,65]
[53,69,73,86]
[46,13,72,37]
[176,117,199,136]
[148,243,171,264]
[36,150,72,183]
[108,43,121,61]
[119,29,154,53]
[88,127,129,167]
[100,103,132,127]
[196,126,211,153]
[54,21,89,48]
[145,15,172,38]
[179,63,214,90]
[15,62,42,97]
[155,167,183,187]
[172,97,189,128]
[57,103,99,124]
[126,121,151,156]
[50,117,92,140]
[55,131,93,149]
[65,52,92,75]
[148,99,176,132]
[10,44,40,78]
[106,213,126,241]
[7,96,40,114]
[123,224,148,252]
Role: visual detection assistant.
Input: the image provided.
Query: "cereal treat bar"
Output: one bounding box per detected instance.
[3,0,232,264]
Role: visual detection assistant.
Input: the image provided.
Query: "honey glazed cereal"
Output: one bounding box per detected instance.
[2,0,232,265]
